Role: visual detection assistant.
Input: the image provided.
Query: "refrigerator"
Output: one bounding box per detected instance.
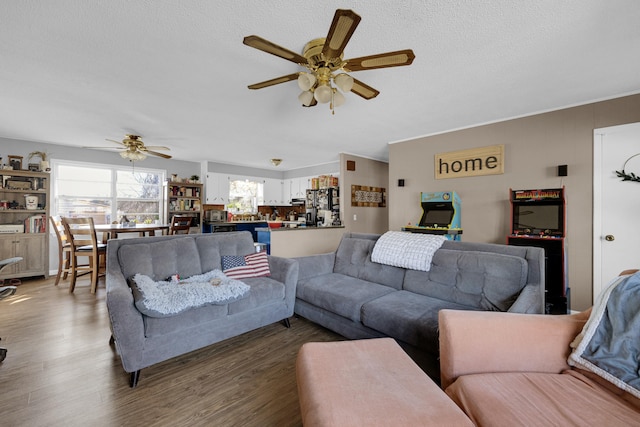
[306,188,340,226]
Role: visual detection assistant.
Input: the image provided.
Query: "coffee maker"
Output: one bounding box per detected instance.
[305,207,316,226]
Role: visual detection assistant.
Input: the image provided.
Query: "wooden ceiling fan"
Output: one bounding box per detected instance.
[243,9,415,109]
[87,135,172,160]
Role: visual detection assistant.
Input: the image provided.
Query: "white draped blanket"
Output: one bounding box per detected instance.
[371,231,446,272]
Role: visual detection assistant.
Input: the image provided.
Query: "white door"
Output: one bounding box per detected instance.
[593,122,640,301]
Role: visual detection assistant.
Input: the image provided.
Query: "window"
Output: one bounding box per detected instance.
[227,179,263,214]
[53,160,164,224]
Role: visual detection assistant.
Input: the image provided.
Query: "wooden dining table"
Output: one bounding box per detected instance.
[94,223,170,243]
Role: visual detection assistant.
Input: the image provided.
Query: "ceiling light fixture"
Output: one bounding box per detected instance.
[120,149,147,161]
[270,158,282,167]
[295,39,357,114]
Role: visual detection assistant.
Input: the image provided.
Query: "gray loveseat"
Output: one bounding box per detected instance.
[106,231,298,387]
[294,232,545,380]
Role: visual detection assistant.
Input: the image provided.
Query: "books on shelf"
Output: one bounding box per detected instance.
[24,214,47,233]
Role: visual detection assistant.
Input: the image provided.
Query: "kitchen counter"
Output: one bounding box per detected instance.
[256,225,345,257]
[255,225,344,231]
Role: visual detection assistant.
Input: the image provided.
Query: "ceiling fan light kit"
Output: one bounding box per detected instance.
[243,9,415,113]
[120,149,147,161]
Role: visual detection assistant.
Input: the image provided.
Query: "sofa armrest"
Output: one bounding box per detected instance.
[105,267,145,373]
[439,309,590,389]
[268,255,299,309]
[507,282,544,313]
[294,252,336,281]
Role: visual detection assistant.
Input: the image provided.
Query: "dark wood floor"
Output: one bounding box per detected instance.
[0,276,342,426]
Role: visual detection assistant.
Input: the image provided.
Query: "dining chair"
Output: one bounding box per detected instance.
[61,217,107,294]
[168,215,192,235]
[50,216,72,286]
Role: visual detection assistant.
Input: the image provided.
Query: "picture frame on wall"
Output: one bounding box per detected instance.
[8,155,23,170]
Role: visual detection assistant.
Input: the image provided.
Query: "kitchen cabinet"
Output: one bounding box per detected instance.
[164,181,203,233]
[205,173,230,205]
[0,169,50,279]
[288,177,311,200]
[262,178,285,205]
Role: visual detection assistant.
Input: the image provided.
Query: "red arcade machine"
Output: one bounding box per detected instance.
[507,187,568,314]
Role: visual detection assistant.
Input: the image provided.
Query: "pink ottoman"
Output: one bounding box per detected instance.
[296,338,473,426]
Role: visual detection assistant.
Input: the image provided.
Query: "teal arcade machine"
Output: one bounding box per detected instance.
[402,191,463,240]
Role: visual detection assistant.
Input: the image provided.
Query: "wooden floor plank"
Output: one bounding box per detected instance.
[0,276,342,426]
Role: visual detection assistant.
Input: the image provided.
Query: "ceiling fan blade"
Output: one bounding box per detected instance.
[344,49,416,72]
[322,9,361,62]
[143,146,170,151]
[350,78,380,100]
[106,139,126,146]
[248,73,300,90]
[243,35,308,65]
[83,146,125,150]
[145,150,172,159]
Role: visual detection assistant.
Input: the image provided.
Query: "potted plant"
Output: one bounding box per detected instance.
[190,175,200,183]
[28,151,50,172]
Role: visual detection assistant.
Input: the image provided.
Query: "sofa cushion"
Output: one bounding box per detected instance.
[117,237,203,280]
[143,303,229,337]
[361,290,477,350]
[196,231,257,273]
[228,276,286,315]
[403,249,528,311]
[446,371,640,426]
[297,273,396,322]
[334,236,406,289]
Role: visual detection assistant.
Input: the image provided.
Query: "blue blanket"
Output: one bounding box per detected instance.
[569,271,640,399]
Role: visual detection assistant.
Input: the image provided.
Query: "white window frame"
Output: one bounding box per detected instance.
[51,159,166,224]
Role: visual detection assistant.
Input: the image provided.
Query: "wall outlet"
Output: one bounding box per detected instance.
[353,214,357,221]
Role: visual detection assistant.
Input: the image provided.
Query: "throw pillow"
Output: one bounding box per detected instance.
[221,251,270,279]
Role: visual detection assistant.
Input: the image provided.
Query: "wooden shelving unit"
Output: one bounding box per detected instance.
[0,169,50,279]
[164,181,203,233]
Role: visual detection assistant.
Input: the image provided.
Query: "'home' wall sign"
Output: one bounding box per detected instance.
[435,144,504,180]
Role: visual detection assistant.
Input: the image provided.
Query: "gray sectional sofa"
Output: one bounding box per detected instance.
[106,231,298,387]
[294,232,545,380]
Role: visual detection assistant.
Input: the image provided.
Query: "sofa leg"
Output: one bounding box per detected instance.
[109,335,115,346]
[282,318,291,328]
[129,370,141,388]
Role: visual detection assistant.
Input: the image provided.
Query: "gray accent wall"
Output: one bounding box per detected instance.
[388,94,640,311]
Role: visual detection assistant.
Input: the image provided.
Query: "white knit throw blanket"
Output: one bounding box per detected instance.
[371,231,446,272]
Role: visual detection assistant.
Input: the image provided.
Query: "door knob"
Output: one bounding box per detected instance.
[605,235,615,241]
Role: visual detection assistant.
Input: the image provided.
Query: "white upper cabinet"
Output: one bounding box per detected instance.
[262,178,285,205]
[205,173,230,205]
[288,176,311,200]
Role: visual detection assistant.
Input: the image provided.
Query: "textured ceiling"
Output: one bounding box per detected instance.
[1,1,639,171]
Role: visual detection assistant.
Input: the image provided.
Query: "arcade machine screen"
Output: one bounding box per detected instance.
[421,207,455,227]
[512,203,563,236]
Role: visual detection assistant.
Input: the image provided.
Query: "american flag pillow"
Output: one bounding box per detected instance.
[221,251,271,279]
